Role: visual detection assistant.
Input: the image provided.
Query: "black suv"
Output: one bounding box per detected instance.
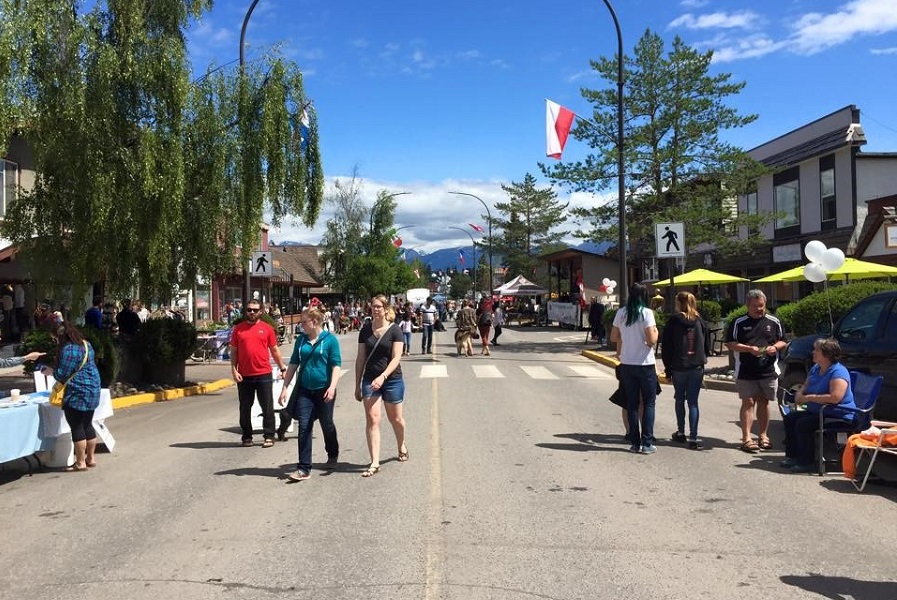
[780,290,897,420]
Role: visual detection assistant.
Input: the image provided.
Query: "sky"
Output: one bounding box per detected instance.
[186,0,897,254]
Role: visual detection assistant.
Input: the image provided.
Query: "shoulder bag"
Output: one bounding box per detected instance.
[49,341,90,407]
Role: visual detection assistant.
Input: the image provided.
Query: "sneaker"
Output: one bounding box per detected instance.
[671,432,687,443]
[276,434,287,442]
[779,457,798,468]
[325,456,339,470]
[623,432,636,444]
[639,445,657,455]
[688,441,704,451]
[241,439,253,447]
[287,470,310,482]
[628,444,641,453]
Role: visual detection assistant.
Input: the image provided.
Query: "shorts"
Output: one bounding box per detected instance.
[361,376,405,404]
[735,377,777,401]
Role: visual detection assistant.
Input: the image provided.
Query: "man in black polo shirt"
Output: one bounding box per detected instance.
[726,289,787,453]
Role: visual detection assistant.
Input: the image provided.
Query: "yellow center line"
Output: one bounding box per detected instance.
[425,377,443,599]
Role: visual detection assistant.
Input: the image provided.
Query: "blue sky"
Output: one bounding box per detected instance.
[187,0,897,253]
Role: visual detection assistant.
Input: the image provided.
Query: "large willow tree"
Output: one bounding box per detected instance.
[0,0,323,304]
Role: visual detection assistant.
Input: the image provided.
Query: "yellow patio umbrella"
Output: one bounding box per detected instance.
[754,258,897,283]
[653,268,749,287]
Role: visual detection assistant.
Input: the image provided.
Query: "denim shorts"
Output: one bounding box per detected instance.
[361,376,405,404]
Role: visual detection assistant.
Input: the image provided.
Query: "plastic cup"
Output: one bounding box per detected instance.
[10,389,20,399]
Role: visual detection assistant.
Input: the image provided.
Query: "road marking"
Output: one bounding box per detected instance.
[472,365,504,378]
[519,365,558,379]
[568,365,613,378]
[420,365,448,378]
[426,377,443,599]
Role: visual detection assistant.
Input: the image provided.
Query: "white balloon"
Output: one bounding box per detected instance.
[602,278,611,286]
[804,262,827,283]
[609,280,617,287]
[605,286,615,295]
[820,247,846,272]
[804,240,827,263]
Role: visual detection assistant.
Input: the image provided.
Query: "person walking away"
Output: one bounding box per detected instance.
[418,297,438,354]
[781,338,856,473]
[40,322,101,471]
[399,311,413,356]
[588,296,606,345]
[610,282,659,454]
[455,300,478,357]
[355,294,407,477]
[491,302,504,346]
[661,292,711,450]
[277,308,341,482]
[230,299,288,448]
[725,289,786,454]
[476,298,493,355]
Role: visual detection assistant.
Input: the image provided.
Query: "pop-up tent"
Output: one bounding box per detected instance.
[493,275,548,296]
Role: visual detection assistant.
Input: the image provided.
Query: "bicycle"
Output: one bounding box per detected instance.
[190,334,229,363]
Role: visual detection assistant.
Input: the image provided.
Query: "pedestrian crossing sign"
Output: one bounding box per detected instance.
[655,222,685,258]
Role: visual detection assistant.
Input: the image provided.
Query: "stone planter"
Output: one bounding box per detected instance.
[143,360,186,387]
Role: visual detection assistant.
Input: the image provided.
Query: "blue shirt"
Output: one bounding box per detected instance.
[84,306,103,329]
[55,341,101,411]
[288,332,341,390]
[803,362,856,420]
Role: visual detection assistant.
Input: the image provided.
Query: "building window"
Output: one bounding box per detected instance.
[820,154,835,226]
[742,190,759,235]
[0,159,18,218]
[774,167,800,231]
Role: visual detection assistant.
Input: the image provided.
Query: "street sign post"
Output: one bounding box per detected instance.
[655,222,685,259]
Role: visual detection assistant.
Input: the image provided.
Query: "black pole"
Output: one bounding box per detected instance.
[601,0,626,304]
[449,192,493,296]
[239,0,262,309]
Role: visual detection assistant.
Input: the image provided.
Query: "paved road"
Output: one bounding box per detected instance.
[1,327,896,600]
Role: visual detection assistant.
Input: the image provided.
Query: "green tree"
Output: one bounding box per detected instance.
[541,30,769,262]
[319,169,366,296]
[449,271,472,299]
[0,1,323,305]
[492,173,567,285]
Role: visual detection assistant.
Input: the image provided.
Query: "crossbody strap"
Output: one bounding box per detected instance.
[60,341,89,386]
[296,334,326,388]
[362,324,394,376]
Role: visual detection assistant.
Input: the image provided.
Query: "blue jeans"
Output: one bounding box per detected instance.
[403,331,411,353]
[292,387,339,474]
[671,367,703,440]
[619,364,657,447]
[237,374,274,441]
[421,323,433,352]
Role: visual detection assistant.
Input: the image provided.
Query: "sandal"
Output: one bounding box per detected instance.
[398,447,409,462]
[740,440,760,454]
[262,439,275,448]
[361,465,380,478]
[758,436,773,450]
[64,464,88,472]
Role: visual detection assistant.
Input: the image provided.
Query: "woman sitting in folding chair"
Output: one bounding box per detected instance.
[781,338,856,473]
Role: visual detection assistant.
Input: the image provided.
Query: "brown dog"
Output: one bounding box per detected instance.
[455,328,472,356]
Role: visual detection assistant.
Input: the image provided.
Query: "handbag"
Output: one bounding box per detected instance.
[49,341,89,407]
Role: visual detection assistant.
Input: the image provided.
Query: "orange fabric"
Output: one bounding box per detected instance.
[842,431,897,479]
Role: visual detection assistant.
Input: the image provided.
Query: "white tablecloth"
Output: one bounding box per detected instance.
[36,389,113,438]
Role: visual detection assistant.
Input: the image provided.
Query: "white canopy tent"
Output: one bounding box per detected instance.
[493,275,548,296]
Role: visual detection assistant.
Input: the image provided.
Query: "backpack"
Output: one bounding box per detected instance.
[478,310,492,325]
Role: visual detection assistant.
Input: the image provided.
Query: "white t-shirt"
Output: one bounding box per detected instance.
[419,304,437,324]
[612,306,657,366]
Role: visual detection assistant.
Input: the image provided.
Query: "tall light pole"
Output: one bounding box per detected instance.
[449,191,493,296]
[239,0,263,307]
[601,0,627,303]
[448,226,478,299]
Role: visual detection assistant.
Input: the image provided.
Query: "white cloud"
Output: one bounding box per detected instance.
[789,0,897,55]
[669,11,761,30]
[871,46,897,54]
[679,0,709,8]
[267,177,602,254]
[710,34,787,63]
[456,50,481,60]
[351,38,369,49]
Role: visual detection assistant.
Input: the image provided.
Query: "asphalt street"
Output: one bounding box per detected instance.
[1,326,896,600]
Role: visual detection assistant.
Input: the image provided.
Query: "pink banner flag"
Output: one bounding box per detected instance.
[546,99,575,159]
[468,223,485,233]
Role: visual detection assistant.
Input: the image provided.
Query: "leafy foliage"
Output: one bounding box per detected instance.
[540,30,770,262]
[22,326,117,386]
[695,300,722,323]
[788,281,897,336]
[130,318,198,364]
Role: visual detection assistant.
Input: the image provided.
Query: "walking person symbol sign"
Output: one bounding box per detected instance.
[655,222,685,258]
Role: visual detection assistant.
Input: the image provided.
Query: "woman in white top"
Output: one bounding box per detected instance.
[610,282,659,454]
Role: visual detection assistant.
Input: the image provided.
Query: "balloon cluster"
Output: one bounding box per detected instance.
[803,240,846,283]
[598,277,617,295]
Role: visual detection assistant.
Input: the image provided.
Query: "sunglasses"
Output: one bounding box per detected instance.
[245,308,260,313]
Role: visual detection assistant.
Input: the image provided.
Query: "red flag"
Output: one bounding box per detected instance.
[468,223,485,233]
[546,99,575,159]
[393,237,402,248]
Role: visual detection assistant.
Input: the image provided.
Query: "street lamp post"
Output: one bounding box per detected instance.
[448,226,478,299]
[600,0,627,303]
[239,0,263,307]
[449,191,493,296]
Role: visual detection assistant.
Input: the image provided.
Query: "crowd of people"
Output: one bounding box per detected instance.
[609,283,860,474]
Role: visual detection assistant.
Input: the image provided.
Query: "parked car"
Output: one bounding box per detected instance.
[780,290,897,420]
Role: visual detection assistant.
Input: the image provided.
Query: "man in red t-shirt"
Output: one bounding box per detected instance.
[230,299,288,447]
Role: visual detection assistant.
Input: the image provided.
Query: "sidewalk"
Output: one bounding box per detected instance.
[581,345,736,392]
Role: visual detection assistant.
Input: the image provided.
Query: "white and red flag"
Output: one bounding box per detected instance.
[546,99,575,159]
[459,250,465,265]
[393,237,402,248]
[468,223,485,233]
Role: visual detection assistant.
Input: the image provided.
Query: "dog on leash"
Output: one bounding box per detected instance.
[455,328,472,356]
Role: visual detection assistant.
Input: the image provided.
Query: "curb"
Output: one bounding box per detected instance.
[111,378,235,410]
[581,349,735,391]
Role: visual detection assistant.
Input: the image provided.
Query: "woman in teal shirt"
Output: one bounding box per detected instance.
[277,308,342,482]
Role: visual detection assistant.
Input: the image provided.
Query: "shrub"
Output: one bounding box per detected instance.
[719,297,741,318]
[773,302,797,334]
[129,318,198,364]
[22,326,118,386]
[696,300,722,324]
[788,281,897,336]
[724,305,747,330]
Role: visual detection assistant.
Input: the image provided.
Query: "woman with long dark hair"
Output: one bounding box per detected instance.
[661,292,711,450]
[41,321,102,471]
[610,283,659,454]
